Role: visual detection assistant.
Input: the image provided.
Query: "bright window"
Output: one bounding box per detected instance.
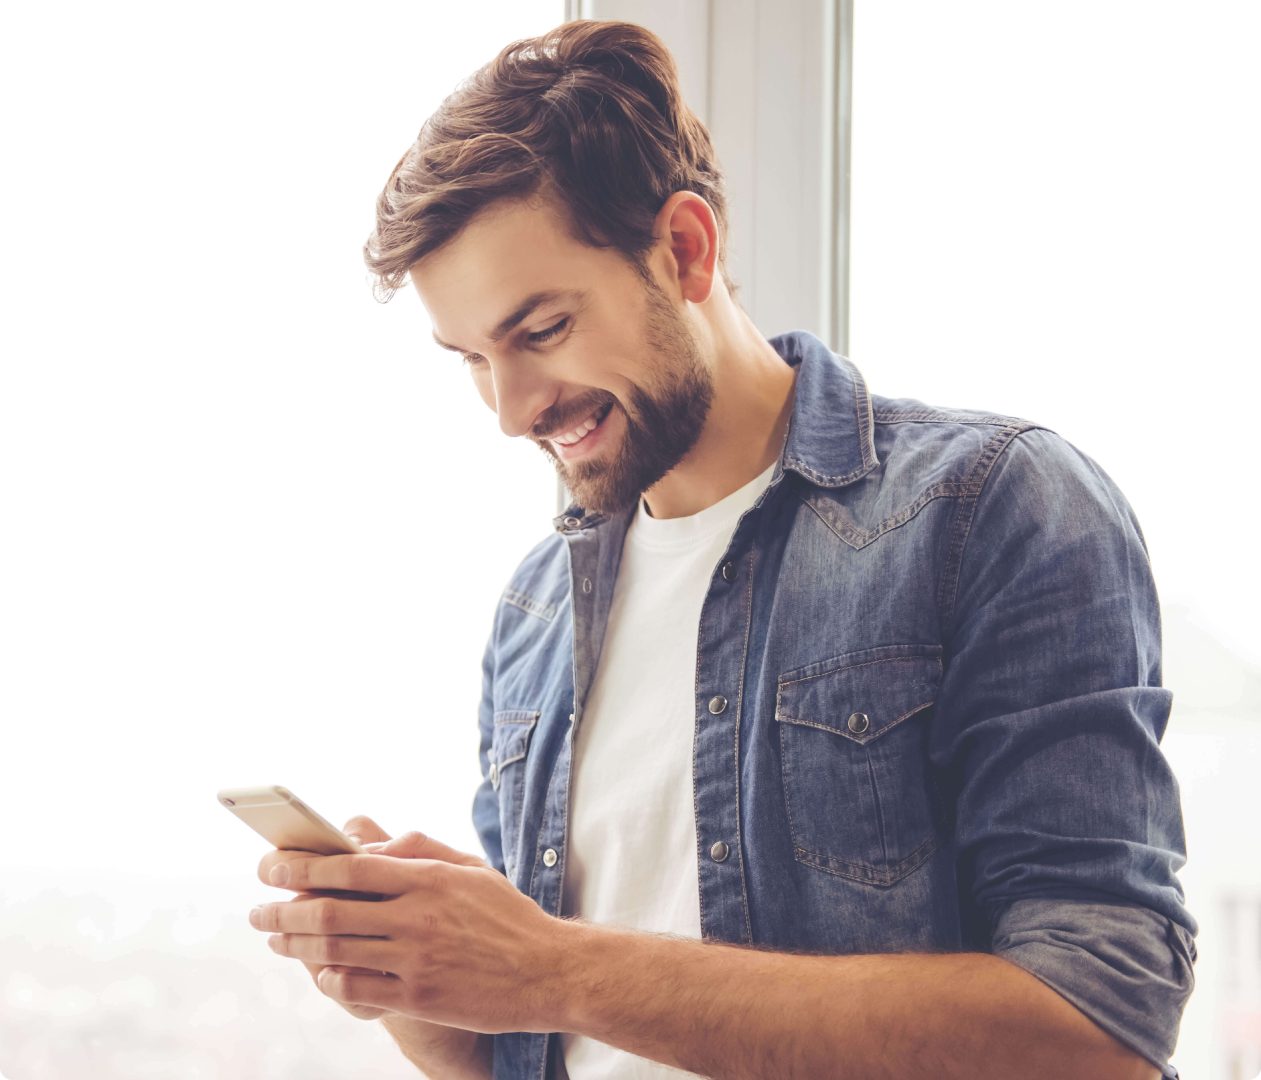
[0,2,562,1074]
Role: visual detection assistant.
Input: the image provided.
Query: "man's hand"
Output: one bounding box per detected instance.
[252,814,394,1021]
[250,819,571,1035]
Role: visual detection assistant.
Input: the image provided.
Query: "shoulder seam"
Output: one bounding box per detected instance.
[873,407,1049,431]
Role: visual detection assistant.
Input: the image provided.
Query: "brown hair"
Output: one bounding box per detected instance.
[364,19,736,302]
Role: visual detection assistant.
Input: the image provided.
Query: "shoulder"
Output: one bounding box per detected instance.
[869,393,1129,519]
[870,391,1047,483]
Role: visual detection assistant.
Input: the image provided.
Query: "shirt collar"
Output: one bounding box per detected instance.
[555,329,879,533]
[771,329,880,488]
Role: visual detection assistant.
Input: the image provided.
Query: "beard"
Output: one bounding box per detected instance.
[532,276,714,516]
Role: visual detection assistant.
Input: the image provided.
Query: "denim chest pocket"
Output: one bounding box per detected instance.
[776,644,944,887]
[490,710,538,883]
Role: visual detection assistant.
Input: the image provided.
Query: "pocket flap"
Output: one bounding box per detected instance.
[775,644,942,744]
[490,710,539,780]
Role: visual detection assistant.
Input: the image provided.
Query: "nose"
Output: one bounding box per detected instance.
[486,356,556,439]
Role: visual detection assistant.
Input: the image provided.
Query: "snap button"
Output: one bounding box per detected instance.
[563,516,582,530]
[847,712,870,734]
[710,841,730,863]
[708,695,728,715]
[542,848,558,868]
[581,577,592,594]
[568,712,576,724]
[720,561,736,582]
[488,762,499,787]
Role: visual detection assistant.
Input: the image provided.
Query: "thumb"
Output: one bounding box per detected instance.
[376,830,487,868]
[342,815,391,845]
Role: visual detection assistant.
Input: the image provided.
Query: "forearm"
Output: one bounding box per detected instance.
[555,922,1158,1080]
[380,1016,492,1080]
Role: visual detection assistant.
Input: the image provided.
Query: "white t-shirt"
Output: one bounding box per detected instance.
[558,461,777,1080]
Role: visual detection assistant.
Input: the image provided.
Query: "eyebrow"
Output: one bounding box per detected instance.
[431,289,588,353]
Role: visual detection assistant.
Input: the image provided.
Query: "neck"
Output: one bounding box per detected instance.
[642,304,797,520]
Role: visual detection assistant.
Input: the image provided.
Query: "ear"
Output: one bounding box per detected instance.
[653,191,719,304]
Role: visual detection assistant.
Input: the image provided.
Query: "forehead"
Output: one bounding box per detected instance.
[409,196,610,337]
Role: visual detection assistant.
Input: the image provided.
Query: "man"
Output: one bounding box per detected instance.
[248,19,1196,1079]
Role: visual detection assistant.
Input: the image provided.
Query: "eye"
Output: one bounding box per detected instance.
[527,317,569,345]
[461,353,485,368]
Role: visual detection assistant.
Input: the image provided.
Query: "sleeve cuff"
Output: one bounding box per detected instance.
[989,896,1196,1076]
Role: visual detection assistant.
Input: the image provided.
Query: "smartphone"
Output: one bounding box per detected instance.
[217,785,365,855]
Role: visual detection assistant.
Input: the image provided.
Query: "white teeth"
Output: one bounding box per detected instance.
[554,406,605,446]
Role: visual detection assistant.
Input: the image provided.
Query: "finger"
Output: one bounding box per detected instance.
[300,961,387,1020]
[262,851,418,895]
[250,894,397,937]
[257,849,385,892]
[258,851,389,892]
[343,815,391,845]
[317,966,408,1012]
[258,848,314,889]
[269,932,398,971]
[377,830,488,868]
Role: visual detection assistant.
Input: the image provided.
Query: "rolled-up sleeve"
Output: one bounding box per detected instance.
[993,898,1196,1075]
[934,427,1197,1074]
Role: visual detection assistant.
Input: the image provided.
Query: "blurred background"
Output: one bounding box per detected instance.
[0,1,1256,1077]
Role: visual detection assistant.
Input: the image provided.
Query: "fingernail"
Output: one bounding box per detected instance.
[249,907,262,928]
[269,864,290,887]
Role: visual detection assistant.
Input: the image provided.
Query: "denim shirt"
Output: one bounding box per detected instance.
[473,330,1197,1080]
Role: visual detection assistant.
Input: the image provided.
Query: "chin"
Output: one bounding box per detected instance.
[551,461,633,516]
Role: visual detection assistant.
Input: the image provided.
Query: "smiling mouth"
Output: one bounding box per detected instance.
[549,401,614,448]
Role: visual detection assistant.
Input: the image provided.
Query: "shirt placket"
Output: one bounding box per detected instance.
[521,509,629,1080]
[691,513,760,945]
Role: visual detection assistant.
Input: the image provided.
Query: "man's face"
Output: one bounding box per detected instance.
[410,195,713,515]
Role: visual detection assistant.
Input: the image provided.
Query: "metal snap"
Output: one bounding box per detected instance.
[721,561,736,582]
[708,695,728,715]
[581,577,592,594]
[847,712,870,735]
[563,516,582,529]
[489,762,499,787]
[542,848,558,868]
[710,841,730,863]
